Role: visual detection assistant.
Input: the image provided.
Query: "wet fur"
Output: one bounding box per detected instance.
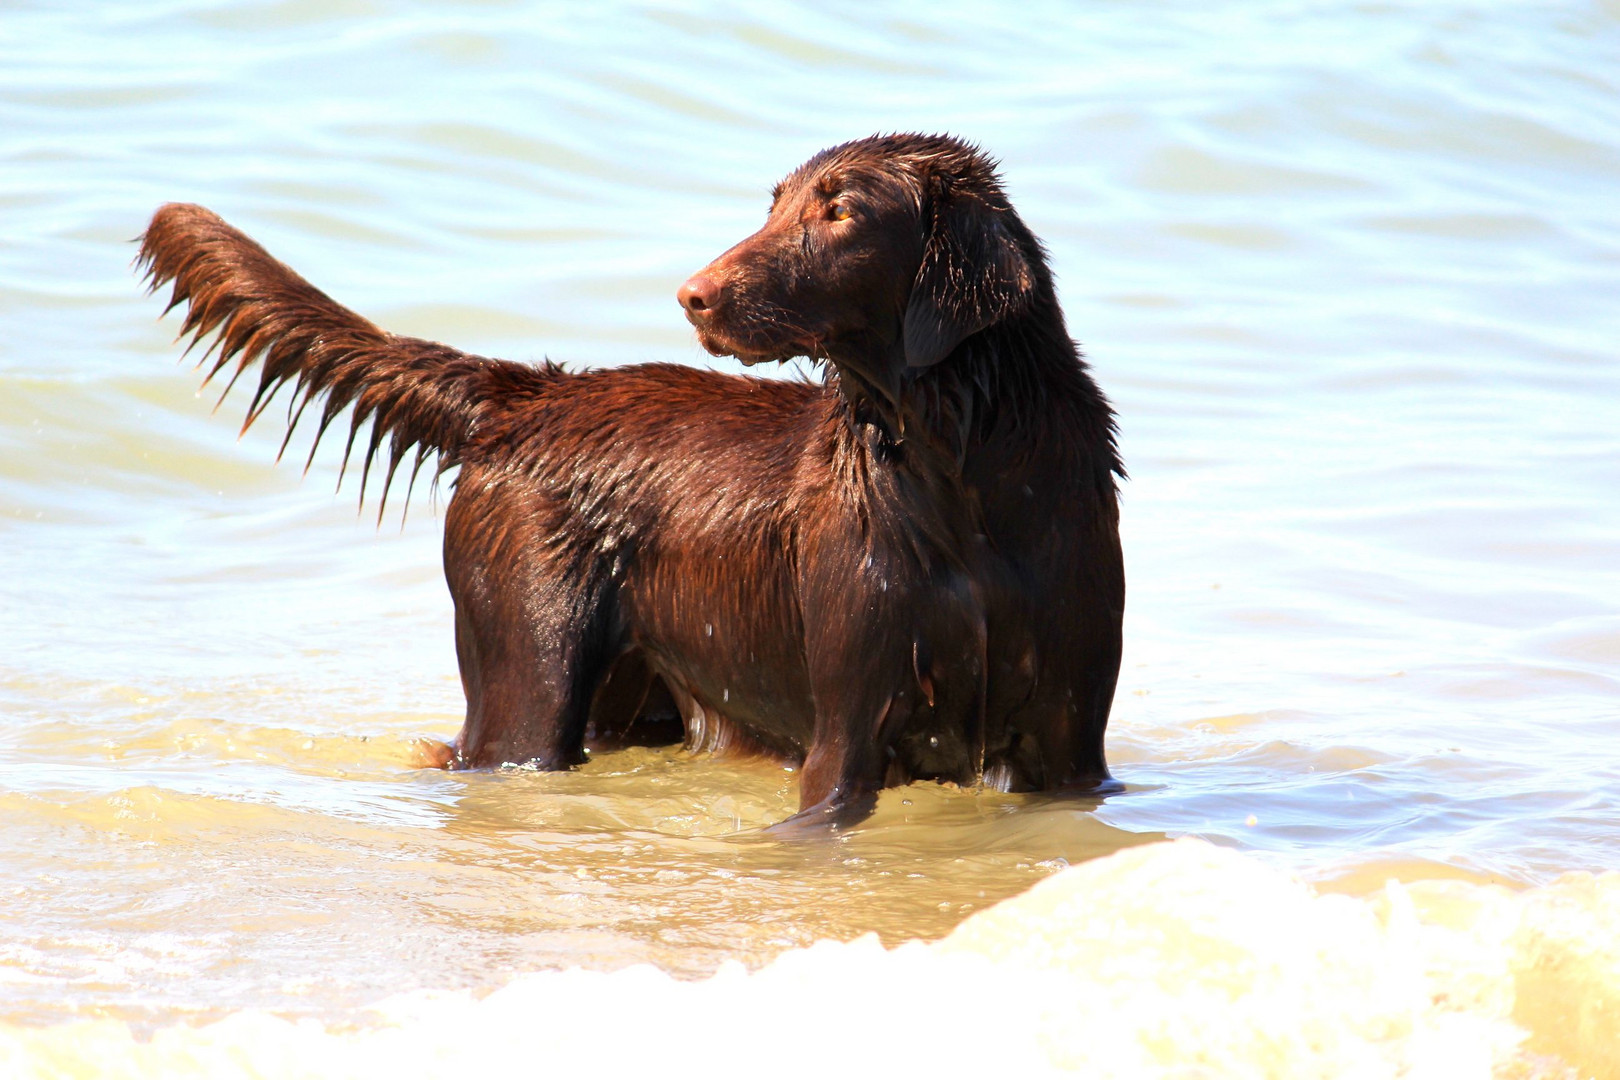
[137,133,1125,828]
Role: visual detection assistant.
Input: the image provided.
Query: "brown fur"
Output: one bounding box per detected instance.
[137,133,1125,828]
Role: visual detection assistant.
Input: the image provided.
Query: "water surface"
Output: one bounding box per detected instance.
[1,1,1618,1075]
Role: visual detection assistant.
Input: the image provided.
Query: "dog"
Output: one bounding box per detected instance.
[138,133,1125,829]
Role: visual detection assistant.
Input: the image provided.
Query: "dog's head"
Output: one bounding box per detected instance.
[679,134,1040,380]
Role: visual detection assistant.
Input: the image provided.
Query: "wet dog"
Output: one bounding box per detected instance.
[138,133,1125,828]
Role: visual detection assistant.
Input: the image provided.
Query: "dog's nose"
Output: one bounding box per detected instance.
[677,273,721,318]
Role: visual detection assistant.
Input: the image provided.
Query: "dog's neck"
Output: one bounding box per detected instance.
[823,302,1122,500]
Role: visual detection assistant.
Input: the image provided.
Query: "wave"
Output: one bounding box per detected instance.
[3,839,1612,1078]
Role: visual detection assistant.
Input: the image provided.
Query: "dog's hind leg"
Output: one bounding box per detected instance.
[441,488,616,771]
[447,574,617,770]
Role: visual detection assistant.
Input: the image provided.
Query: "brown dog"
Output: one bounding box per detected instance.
[138,133,1124,828]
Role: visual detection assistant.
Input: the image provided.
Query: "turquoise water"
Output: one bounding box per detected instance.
[2,2,1618,1074]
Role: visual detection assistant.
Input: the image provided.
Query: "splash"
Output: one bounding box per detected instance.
[2,840,1613,1078]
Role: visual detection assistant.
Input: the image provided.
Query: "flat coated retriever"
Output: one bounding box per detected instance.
[137,133,1125,829]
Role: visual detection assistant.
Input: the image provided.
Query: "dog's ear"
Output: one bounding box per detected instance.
[902,183,1034,369]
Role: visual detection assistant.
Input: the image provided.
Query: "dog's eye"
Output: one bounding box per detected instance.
[827,202,853,222]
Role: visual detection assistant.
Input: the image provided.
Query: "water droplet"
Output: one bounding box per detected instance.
[705,623,713,637]
[928,735,939,747]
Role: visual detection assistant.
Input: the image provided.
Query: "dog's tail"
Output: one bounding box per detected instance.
[137,203,553,516]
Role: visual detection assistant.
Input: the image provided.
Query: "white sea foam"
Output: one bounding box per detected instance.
[4,840,1613,1079]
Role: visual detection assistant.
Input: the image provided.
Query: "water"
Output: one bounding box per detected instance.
[2,1,1619,1075]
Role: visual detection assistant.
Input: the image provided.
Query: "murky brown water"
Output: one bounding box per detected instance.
[2,1,1619,1075]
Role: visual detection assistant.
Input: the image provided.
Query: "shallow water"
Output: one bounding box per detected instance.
[2,0,1618,1075]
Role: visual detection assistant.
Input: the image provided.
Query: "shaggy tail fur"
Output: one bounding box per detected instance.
[137,203,548,516]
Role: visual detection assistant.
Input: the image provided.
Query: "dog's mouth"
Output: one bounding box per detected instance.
[694,327,810,367]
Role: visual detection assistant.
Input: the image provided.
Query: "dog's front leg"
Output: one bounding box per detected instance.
[772,691,904,832]
[770,614,921,833]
